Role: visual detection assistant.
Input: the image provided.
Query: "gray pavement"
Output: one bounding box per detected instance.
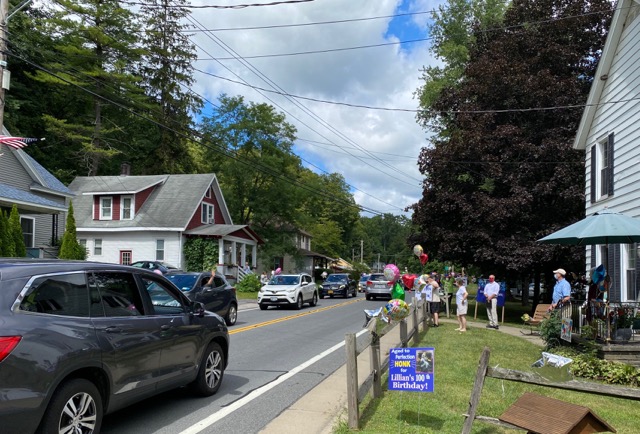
[260,314,544,434]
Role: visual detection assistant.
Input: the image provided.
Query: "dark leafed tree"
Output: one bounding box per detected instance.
[412,0,612,288]
[138,0,202,174]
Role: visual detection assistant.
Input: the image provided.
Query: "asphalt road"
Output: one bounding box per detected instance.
[100,293,392,434]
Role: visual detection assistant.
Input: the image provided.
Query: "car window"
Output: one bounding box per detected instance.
[213,276,226,288]
[19,273,89,317]
[89,272,144,317]
[141,276,186,315]
[326,274,347,283]
[369,274,387,282]
[166,274,198,291]
[270,275,300,285]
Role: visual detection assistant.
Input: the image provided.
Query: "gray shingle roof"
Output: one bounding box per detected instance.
[69,174,224,229]
[0,182,67,211]
[19,152,73,195]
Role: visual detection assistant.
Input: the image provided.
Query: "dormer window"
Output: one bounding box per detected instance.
[100,197,113,220]
[205,185,212,198]
[121,195,134,220]
[201,203,214,224]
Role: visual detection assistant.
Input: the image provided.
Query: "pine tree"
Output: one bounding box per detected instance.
[9,205,27,257]
[1,211,16,257]
[59,201,86,260]
[139,0,202,174]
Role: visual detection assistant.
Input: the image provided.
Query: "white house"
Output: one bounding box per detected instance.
[573,0,640,302]
[68,171,262,275]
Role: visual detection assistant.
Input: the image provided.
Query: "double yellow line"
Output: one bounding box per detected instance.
[230,297,365,335]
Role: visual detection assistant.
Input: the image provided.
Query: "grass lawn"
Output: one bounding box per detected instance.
[335,324,638,434]
[236,291,258,300]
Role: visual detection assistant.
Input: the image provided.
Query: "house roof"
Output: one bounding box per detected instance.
[0,182,68,212]
[184,224,264,244]
[15,151,73,197]
[69,173,233,230]
[573,0,639,150]
[298,248,334,261]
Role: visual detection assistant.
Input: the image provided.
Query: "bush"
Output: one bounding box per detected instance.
[553,347,640,387]
[539,310,562,350]
[236,273,261,293]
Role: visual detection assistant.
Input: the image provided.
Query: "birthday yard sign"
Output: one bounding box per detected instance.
[388,347,435,392]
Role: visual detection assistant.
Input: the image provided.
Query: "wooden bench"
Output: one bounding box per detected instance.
[522,303,551,335]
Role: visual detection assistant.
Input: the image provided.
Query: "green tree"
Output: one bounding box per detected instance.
[59,202,86,260]
[9,205,26,257]
[138,0,202,174]
[1,210,16,257]
[412,0,613,281]
[307,218,344,259]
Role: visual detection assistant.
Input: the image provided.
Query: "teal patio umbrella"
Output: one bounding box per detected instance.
[538,209,640,246]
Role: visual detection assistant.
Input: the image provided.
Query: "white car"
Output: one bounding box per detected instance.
[258,273,318,310]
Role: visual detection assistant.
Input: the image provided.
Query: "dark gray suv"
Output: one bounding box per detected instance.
[0,259,229,434]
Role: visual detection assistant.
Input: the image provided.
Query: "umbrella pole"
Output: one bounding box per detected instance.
[606,244,611,345]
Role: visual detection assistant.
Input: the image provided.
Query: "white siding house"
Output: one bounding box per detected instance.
[573,0,640,302]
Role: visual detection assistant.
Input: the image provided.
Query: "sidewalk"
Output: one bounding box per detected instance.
[259,315,544,434]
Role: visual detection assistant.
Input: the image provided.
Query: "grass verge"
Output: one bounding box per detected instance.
[337,324,638,434]
[236,291,258,300]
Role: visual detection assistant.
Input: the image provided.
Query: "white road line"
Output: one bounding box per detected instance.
[178,328,369,434]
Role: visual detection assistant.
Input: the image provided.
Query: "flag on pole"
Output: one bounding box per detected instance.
[0,136,40,149]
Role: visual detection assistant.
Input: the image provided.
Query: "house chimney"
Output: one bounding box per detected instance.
[120,162,131,176]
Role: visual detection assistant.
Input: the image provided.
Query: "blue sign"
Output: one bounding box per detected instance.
[476,279,507,307]
[388,347,434,392]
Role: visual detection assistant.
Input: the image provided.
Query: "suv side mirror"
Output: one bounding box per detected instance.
[191,301,206,318]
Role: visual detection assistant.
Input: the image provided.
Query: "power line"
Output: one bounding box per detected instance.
[119,0,315,9]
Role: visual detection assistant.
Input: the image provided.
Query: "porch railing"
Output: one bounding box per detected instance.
[585,301,640,342]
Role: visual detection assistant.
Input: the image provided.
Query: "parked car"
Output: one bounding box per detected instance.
[0,259,228,434]
[358,274,370,292]
[130,260,180,274]
[258,273,318,310]
[320,273,357,299]
[365,273,392,300]
[165,271,238,326]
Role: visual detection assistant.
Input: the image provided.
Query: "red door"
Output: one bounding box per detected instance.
[120,250,132,265]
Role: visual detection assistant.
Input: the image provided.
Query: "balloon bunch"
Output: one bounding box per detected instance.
[363,264,412,326]
[413,244,429,266]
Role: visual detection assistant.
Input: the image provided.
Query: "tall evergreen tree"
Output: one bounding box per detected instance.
[138,0,202,174]
[1,211,16,257]
[59,202,86,260]
[9,205,27,257]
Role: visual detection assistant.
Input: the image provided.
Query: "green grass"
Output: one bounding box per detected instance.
[336,325,638,434]
[236,291,259,300]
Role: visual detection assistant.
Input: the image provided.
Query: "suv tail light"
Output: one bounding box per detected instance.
[366,281,373,286]
[0,336,22,363]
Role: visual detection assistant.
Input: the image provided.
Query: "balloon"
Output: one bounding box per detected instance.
[413,244,423,257]
[391,282,405,301]
[401,274,417,290]
[383,299,410,322]
[383,264,400,283]
[153,269,163,275]
[420,253,429,266]
[275,267,282,275]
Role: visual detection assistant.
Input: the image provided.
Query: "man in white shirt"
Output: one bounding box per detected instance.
[484,275,500,329]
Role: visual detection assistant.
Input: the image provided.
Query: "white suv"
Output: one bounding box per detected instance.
[258,273,318,310]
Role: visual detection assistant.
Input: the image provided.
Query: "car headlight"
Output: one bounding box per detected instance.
[259,286,266,292]
[339,285,345,289]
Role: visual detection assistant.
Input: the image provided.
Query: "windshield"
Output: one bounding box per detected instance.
[369,274,387,282]
[166,274,198,291]
[326,274,348,283]
[359,275,369,282]
[269,275,300,285]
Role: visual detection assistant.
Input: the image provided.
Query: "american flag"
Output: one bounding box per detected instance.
[0,136,40,149]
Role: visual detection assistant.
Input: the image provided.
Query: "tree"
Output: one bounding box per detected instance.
[1,210,16,257]
[138,0,202,174]
[9,205,26,257]
[59,202,86,260]
[412,0,613,281]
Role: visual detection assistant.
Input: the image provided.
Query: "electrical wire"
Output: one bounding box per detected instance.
[119,0,315,9]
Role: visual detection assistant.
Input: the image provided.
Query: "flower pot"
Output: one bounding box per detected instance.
[613,328,632,342]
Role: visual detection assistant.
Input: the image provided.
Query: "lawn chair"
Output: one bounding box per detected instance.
[521,304,551,335]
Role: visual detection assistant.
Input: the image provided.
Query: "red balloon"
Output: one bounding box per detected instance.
[419,253,429,266]
[401,274,417,289]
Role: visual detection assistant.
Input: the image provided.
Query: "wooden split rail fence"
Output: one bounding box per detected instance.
[344,301,432,429]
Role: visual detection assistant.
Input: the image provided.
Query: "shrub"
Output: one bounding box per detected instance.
[236,273,261,293]
[553,347,640,387]
[539,310,562,350]
[59,201,86,260]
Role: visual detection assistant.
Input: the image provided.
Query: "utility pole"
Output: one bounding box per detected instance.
[360,239,363,264]
[0,0,10,130]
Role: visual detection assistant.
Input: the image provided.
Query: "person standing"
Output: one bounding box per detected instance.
[551,268,571,310]
[455,277,468,333]
[427,276,441,327]
[260,271,269,285]
[484,275,500,329]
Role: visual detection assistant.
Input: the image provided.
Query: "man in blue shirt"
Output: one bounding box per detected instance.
[552,268,571,309]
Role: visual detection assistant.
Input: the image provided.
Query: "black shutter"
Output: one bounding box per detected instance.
[607,244,621,302]
[607,132,614,197]
[590,145,596,203]
[590,245,596,268]
[635,243,640,301]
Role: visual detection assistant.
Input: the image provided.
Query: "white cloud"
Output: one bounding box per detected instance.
[190,0,445,215]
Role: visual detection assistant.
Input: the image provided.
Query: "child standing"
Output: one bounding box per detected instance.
[455,277,468,332]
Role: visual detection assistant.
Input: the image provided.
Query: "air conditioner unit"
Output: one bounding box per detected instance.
[207,218,214,224]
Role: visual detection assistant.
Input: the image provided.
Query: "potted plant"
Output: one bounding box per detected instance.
[613,308,634,342]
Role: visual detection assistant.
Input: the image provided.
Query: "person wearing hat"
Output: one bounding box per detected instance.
[551,268,571,310]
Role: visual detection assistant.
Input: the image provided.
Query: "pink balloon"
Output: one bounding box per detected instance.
[383,264,400,283]
[275,267,282,275]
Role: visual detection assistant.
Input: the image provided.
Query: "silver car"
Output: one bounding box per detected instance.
[364,273,392,300]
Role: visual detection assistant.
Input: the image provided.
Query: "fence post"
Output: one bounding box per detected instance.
[422,300,428,330]
[462,347,491,434]
[370,333,382,398]
[346,333,359,429]
[400,320,408,348]
[412,304,420,345]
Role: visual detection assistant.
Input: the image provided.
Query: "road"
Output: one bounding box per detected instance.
[101,294,387,434]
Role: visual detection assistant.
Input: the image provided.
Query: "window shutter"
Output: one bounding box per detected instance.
[607,132,614,197]
[607,244,621,302]
[590,145,596,203]
[590,245,596,268]
[635,243,640,301]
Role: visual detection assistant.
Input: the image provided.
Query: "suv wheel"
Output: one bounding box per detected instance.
[259,303,268,310]
[41,378,102,434]
[295,295,303,310]
[309,292,318,307]
[225,303,238,326]
[366,294,371,300]
[190,342,225,396]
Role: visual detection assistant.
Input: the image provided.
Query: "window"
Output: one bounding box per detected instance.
[201,203,214,224]
[19,273,89,317]
[590,133,614,203]
[120,250,132,265]
[94,239,103,255]
[79,239,88,255]
[205,186,212,198]
[100,197,113,220]
[121,195,133,220]
[20,217,35,248]
[156,239,165,261]
[88,272,143,317]
[626,244,637,301]
[141,276,186,315]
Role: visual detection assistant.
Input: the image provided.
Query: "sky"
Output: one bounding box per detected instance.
[189,0,446,216]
